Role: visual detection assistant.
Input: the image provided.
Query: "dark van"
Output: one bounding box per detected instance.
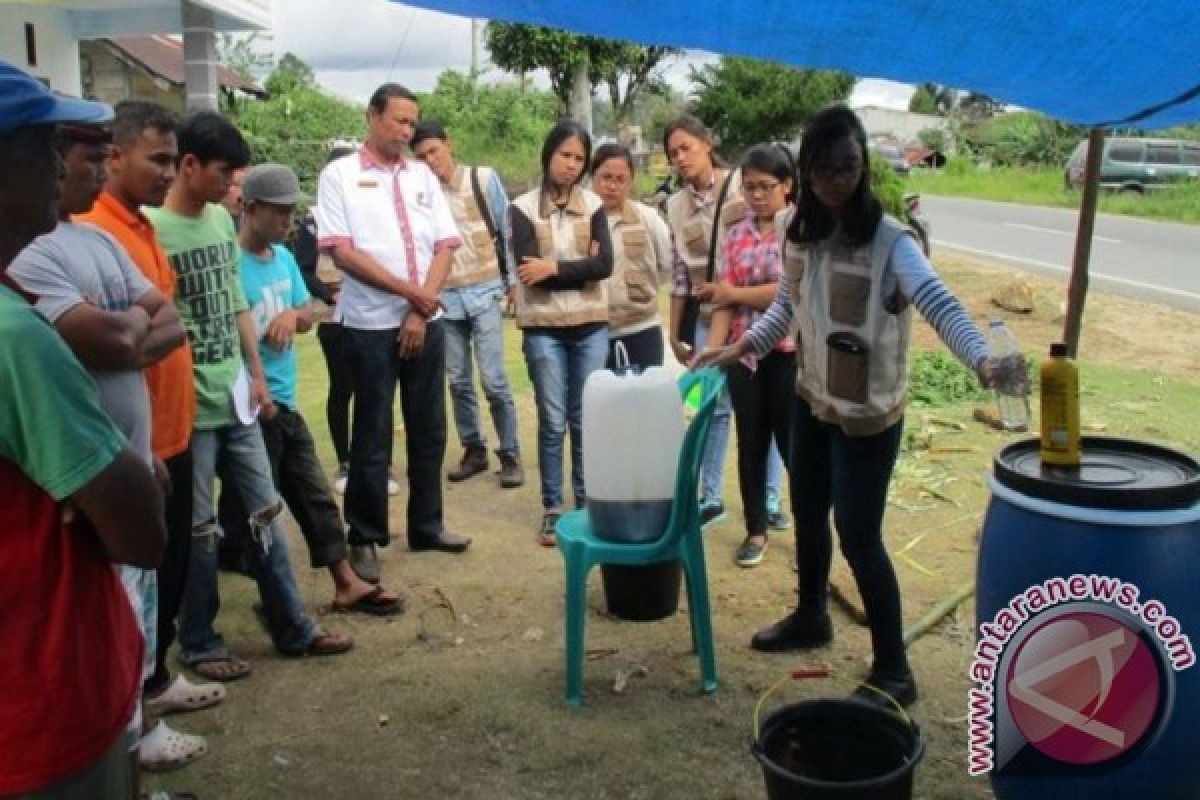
[1065,137,1200,192]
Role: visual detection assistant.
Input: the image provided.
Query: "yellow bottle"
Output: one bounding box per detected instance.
[1040,342,1081,467]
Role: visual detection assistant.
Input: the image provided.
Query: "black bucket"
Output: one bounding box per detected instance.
[753,699,924,800]
[600,560,682,621]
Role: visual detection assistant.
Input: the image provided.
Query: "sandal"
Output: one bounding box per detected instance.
[331,585,406,617]
[145,674,227,716]
[301,629,354,657]
[138,721,208,773]
[189,656,251,683]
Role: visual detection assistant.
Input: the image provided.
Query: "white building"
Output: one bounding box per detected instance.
[854,105,956,153]
[1,0,269,110]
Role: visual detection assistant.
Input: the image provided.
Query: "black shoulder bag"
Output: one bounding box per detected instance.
[677,171,734,347]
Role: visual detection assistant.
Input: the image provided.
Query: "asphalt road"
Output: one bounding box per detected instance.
[922,196,1200,313]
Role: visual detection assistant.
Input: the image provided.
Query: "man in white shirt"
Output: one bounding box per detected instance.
[315,83,470,585]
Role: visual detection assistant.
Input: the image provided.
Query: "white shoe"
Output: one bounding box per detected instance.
[138,721,208,772]
[387,470,400,496]
[145,674,226,716]
[333,464,349,495]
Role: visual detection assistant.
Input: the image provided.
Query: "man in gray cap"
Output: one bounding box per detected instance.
[0,60,165,798]
[217,163,405,615]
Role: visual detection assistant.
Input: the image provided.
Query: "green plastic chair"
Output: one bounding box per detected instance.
[555,367,726,706]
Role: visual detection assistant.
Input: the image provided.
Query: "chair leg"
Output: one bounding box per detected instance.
[563,555,590,706]
[682,541,718,694]
[683,564,700,654]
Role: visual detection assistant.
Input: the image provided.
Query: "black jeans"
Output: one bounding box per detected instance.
[727,350,796,536]
[344,320,447,547]
[217,406,348,568]
[146,446,194,695]
[607,325,664,371]
[317,321,354,466]
[789,396,909,678]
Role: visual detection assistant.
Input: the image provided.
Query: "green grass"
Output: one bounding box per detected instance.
[908,160,1200,224]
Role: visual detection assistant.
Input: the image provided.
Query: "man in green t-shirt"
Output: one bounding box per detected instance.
[146,112,351,680]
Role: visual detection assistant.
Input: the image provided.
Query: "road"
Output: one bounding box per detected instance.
[922,196,1200,313]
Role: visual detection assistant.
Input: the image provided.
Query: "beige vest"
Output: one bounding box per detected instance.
[512,187,608,329]
[665,168,744,318]
[442,165,501,289]
[607,200,663,335]
[783,211,912,437]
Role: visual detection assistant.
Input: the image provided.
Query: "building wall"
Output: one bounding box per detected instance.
[80,41,185,112]
[0,5,81,94]
[855,106,956,152]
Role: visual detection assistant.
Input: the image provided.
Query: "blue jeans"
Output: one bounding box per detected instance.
[522,325,609,510]
[444,288,520,456]
[181,423,317,662]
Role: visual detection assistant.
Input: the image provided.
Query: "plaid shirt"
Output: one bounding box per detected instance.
[719,214,795,362]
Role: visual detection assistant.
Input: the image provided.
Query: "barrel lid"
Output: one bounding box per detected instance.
[993,436,1200,511]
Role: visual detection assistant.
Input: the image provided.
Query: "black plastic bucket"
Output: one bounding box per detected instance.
[753,699,924,799]
[600,560,682,621]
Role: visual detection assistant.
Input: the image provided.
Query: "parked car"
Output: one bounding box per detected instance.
[1064,137,1200,192]
[872,142,911,176]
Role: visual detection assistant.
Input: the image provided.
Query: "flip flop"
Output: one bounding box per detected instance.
[302,629,354,657]
[331,586,406,617]
[189,656,251,683]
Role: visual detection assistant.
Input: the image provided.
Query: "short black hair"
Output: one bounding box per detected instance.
[789,105,881,246]
[112,101,178,147]
[178,111,250,169]
[368,83,418,114]
[591,143,634,176]
[411,119,448,149]
[541,118,591,189]
[740,143,797,204]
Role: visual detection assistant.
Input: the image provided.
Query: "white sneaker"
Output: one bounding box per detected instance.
[144,674,226,716]
[387,469,400,496]
[333,464,349,495]
[138,720,208,772]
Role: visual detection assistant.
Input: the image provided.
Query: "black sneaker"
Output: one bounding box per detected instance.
[699,502,726,529]
[852,670,919,710]
[750,609,834,652]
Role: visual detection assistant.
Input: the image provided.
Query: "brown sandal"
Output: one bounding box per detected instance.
[189,656,251,682]
[303,629,354,656]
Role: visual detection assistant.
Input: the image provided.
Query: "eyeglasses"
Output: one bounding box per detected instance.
[742,180,781,196]
[594,173,630,186]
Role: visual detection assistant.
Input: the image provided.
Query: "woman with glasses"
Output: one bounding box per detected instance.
[694,144,797,568]
[591,144,673,370]
[509,120,614,546]
[697,106,1010,709]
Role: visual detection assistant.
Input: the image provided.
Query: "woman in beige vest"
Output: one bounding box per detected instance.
[698,106,1016,710]
[509,120,614,545]
[591,143,672,369]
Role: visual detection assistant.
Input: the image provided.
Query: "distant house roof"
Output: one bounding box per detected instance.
[103,35,265,96]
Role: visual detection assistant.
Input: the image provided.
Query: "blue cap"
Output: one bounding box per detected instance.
[0,60,112,137]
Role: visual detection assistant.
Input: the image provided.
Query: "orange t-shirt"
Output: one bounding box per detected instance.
[77,191,196,459]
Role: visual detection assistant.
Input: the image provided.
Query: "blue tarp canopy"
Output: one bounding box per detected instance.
[396,0,1200,129]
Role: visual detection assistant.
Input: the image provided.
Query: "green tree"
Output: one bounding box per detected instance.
[909,83,959,115]
[963,111,1084,167]
[689,57,854,156]
[485,22,679,124]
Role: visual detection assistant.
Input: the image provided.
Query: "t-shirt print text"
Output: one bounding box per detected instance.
[171,241,238,365]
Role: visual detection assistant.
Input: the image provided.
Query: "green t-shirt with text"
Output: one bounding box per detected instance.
[144,203,248,430]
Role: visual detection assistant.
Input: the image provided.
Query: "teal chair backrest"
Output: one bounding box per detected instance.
[662,368,726,546]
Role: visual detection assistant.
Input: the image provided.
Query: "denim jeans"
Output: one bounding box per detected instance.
[180,423,317,662]
[522,325,609,510]
[343,320,447,547]
[444,288,520,456]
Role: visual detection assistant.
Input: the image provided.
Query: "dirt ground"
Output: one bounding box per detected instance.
[152,251,1200,800]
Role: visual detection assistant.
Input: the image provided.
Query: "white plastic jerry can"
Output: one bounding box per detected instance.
[583,345,685,543]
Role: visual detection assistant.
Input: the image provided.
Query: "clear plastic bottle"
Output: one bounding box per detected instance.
[1040,342,1081,466]
[987,319,1030,432]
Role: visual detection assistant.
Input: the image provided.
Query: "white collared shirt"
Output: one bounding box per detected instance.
[315,147,461,330]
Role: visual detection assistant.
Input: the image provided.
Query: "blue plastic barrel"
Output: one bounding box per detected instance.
[976,437,1200,800]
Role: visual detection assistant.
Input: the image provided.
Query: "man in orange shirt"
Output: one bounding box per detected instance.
[78,101,224,768]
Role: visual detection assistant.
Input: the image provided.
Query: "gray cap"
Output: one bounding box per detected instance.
[241,163,302,205]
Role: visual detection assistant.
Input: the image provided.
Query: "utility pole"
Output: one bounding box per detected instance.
[568,52,592,137]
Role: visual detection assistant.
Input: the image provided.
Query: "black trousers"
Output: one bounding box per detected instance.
[726,350,796,536]
[317,321,354,466]
[789,395,908,678]
[607,325,665,371]
[343,320,447,547]
[217,406,348,569]
[146,446,193,695]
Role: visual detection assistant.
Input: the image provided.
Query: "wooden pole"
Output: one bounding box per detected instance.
[903,581,975,647]
[1063,127,1105,358]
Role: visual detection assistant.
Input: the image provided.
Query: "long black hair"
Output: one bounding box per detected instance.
[740,143,797,204]
[541,118,591,193]
[789,105,881,246]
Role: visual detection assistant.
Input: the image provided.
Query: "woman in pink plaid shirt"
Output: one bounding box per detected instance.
[694,144,797,567]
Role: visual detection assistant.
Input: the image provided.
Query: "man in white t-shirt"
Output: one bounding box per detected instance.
[315,83,471,586]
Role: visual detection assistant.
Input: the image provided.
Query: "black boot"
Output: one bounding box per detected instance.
[852,669,918,711]
[750,608,833,652]
[447,445,488,482]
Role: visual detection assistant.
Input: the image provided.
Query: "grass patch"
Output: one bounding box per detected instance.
[908,160,1200,224]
